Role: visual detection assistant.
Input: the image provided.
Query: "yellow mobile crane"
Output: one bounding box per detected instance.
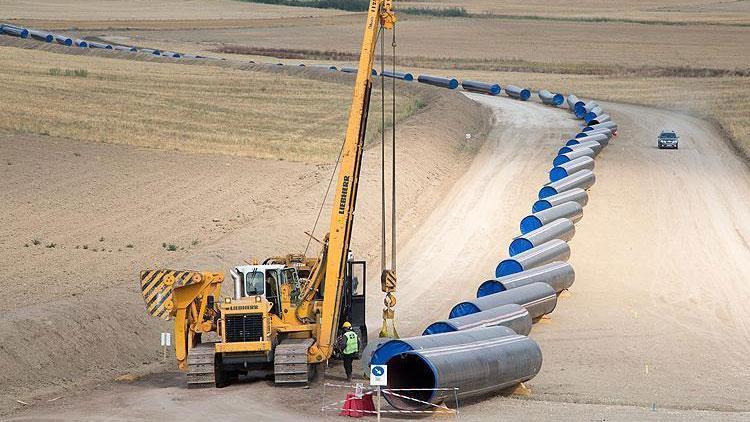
[139,0,396,387]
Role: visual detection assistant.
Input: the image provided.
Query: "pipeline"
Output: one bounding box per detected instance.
[371,326,516,365]
[550,156,595,182]
[451,281,557,319]
[384,333,542,410]
[462,80,501,95]
[567,132,610,147]
[583,121,618,133]
[381,70,414,81]
[138,48,161,56]
[574,128,612,140]
[341,67,378,76]
[423,304,532,336]
[505,85,531,101]
[587,113,611,125]
[477,261,574,296]
[495,239,571,277]
[74,39,88,48]
[520,202,583,234]
[0,25,29,38]
[88,41,113,50]
[558,140,604,155]
[28,29,53,43]
[511,218,575,255]
[532,187,588,212]
[417,75,459,89]
[53,34,73,47]
[539,169,595,198]
[553,147,595,166]
[566,94,584,112]
[538,90,564,106]
[114,45,137,52]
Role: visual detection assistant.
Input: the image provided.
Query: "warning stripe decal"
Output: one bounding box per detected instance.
[140,269,201,320]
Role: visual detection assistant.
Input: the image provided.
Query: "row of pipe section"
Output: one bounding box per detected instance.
[366,95,617,411]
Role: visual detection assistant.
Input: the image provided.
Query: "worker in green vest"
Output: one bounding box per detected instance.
[338,321,359,381]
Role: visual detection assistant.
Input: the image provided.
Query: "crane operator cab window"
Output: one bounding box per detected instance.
[243,269,281,316]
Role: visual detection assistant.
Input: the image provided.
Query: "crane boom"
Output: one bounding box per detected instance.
[310,0,396,361]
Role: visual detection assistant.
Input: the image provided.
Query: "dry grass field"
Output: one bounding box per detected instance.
[0,45,421,162]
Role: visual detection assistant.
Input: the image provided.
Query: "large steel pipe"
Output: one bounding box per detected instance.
[553,147,595,166]
[574,128,612,140]
[451,282,557,319]
[583,101,600,113]
[423,304,532,336]
[587,113,611,125]
[88,41,113,50]
[532,188,588,212]
[505,85,531,101]
[381,70,414,81]
[341,67,378,76]
[384,333,542,410]
[550,156,595,182]
[558,140,603,155]
[539,170,595,198]
[539,90,564,106]
[462,80,501,95]
[371,326,516,365]
[418,75,459,89]
[28,29,53,43]
[495,239,570,277]
[567,132,610,147]
[139,48,161,55]
[1,25,29,38]
[74,39,88,48]
[53,34,73,46]
[478,261,574,296]
[520,202,582,234]
[114,45,137,52]
[583,121,618,133]
[584,106,603,123]
[511,218,575,255]
[567,94,584,112]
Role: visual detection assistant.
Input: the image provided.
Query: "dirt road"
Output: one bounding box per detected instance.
[7,95,750,420]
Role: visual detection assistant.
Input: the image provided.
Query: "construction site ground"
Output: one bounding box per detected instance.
[4,94,750,421]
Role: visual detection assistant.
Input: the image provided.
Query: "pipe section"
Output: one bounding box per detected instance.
[28,29,53,43]
[423,304,531,336]
[418,75,459,89]
[74,39,88,48]
[550,156,595,182]
[495,239,571,277]
[532,188,588,212]
[341,67,378,75]
[451,282,557,319]
[552,147,595,166]
[539,169,595,198]
[462,80,501,95]
[587,113,611,125]
[371,326,516,365]
[583,121,618,133]
[478,261,574,296]
[53,34,73,46]
[538,90,564,106]
[505,85,531,101]
[1,25,29,38]
[88,41,113,50]
[567,94,584,111]
[384,333,542,410]
[558,140,603,155]
[574,128,612,140]
[520,202,582,234]
[567,133,610,147]
[382,70,414,81]
[511,218,575,255]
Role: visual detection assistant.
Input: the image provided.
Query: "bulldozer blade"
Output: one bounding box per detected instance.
[140,270,203,320]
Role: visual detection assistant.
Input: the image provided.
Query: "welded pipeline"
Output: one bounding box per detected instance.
[477,261,574,296]
[462,80,501,95]
[574,128,612,140]
[558,140,603,155]
[538,90,564,106]
[583,121,618,133]
[567,132,610,147]
[520,202,582,234]
[371,326,517,365]
[505,85,531,101]
[381,70,414,81]
[539,170,595,198]
[532,188,588,212]
[28,29,53,43]
[418,75,459,89]
[384,333,542,410]
[423,304,532,336]
[53,34,73,47]
[451,282,557,319]
[88,41,113,50]
[550,156,595,182]
[511,218,575,255]
[495,239,571,277]
[1,25,29,38]
[553,147,595,166]
[587,113,611,125]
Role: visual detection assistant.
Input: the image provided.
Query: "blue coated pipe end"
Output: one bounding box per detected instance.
[553,93,564,105]
[1,26,29,38]
[566,139,579,146]
[509,238,533,256]
[520,216,543,234]
[575,106,586,118]
[552,155,570,167]
[532,199,552,213]
[584,112,598,123]
[495,259,524,278]
[558,146,574,155]
[549,167,569,182]
[476,280,506,298]
[422,322,456,335]
[75,40,88,48]
[59,38,73,47]
[449,302,481,318]
[538,186,559,199]
[520,89,531,101]
[370,340,413,365]
[582,126,594,132]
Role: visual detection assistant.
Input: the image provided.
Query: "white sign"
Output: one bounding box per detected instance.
[370,365,387,386]
[160,332,171,347]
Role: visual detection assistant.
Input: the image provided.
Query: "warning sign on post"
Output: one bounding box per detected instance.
[370,365,387,386]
